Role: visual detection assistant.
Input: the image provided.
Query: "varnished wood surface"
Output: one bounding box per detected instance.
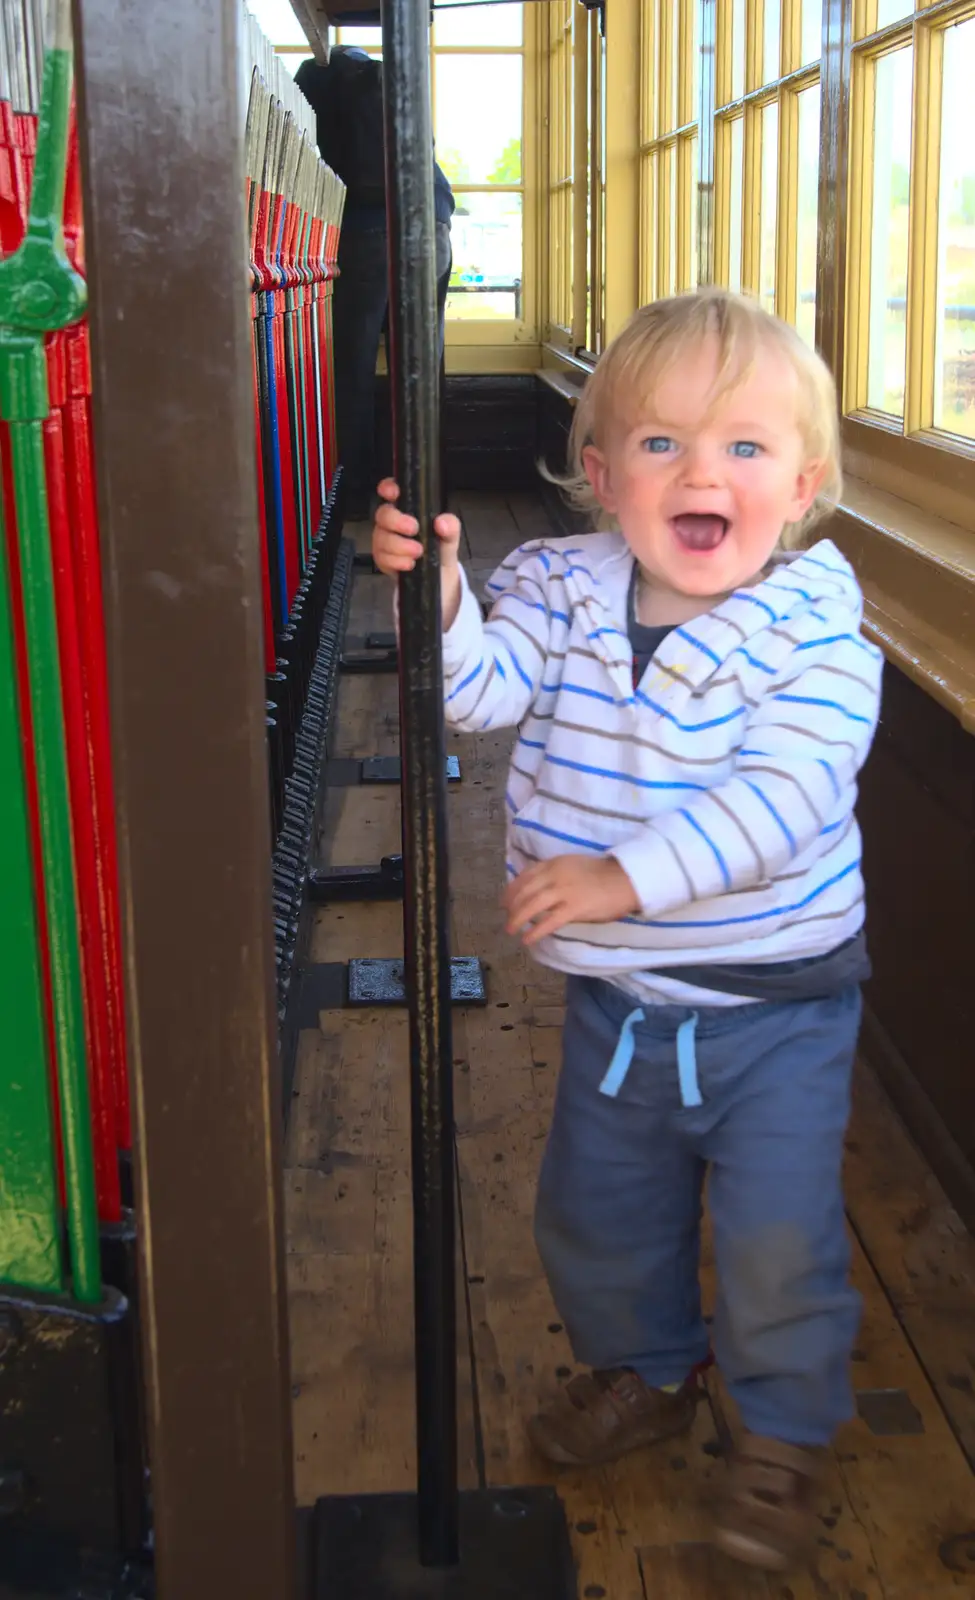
[286,494,975,1597]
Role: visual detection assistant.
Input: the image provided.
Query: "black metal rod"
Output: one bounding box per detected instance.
[380,0,459,1570]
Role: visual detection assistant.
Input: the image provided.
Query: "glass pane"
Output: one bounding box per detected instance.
[640,156,654,302]
[732,0,746,100]
[668,142,679,293]
[689,0,701,124]
[448,190,523,319]
[640,3,654,140]
[435,55,522,184]
[760,101,779,313]
[336,26,383,48]
[649,149,661,299]
[796,83,820,345]
[764,0,782,83]
[671,1,680,131]
[247,0,308,46]
[652,0,664,136]
[729,116,744,290]
[935,16,975,439]
[874,0,915,33]
[689,134,699,285]
[866,47,912,415]
[801,0,821,65]
[434,0,522,48]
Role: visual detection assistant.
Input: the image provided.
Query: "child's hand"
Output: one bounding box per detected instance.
[371,479,463,626]
[503,855,640,945]
[371,478,461,573]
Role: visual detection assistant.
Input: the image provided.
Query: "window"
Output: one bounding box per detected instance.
[542,2,604,354]
[846,2,975,452]
[714,0,821,341]
[247,1,533,348]
[546,0,575,338]
[432,2,527,328]
[585,7,607,354]
[331,6,531,338]
[639,0,700,301]
[934,18,975,441]
[334,25,382,51]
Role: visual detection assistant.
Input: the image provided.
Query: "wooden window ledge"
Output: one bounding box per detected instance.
[827,480,975,736]
[537,366,582,406]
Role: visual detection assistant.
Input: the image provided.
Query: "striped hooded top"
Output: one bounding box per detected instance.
[441,530,884,1005]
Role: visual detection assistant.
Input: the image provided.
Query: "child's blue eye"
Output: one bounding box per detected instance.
[642,436,675,454]
[730,440,762,458]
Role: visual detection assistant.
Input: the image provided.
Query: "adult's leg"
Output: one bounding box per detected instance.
[435,222,452,361]
[331,224,389,517]
[434,224,451,501]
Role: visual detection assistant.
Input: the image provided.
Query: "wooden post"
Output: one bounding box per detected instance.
[73,1,297,1594]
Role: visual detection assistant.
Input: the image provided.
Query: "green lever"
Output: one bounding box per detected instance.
[0,478,63,1296]
[0,2,99,1305]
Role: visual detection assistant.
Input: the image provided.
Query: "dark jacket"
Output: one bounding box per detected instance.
[295,48,454,226]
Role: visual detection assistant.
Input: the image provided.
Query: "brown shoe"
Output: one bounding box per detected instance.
[713,1432,823,1571]
[526,1367,701,1467]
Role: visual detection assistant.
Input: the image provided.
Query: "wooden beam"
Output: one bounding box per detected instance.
[289,0,330,59]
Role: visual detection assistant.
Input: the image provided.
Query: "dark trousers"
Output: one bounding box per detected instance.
[535,975,863,1446]
[333,219,451,510]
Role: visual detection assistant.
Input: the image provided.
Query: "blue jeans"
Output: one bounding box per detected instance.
[534,975,862,1446]
[333,220,451,506]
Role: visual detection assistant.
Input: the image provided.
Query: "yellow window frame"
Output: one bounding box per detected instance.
[842,0,975,531]
[545,0,575,343]
[714,0,821,326]
[639,0,700,302]
[543,0,595,355]
[326,14,540,362]
[432,21,539,354]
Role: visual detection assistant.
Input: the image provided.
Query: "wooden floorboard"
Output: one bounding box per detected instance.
[845,1065,975,1472]
[287,493,975,1597]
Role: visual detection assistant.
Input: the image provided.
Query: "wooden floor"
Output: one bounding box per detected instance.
[286,492,975,1598]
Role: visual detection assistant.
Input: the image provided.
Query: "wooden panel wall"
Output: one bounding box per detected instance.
[859,664,975,1231]
[373,374,540,493]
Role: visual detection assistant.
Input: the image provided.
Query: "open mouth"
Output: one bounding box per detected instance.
[671,513,730,553]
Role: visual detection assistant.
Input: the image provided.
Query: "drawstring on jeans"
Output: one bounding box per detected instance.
[598,1006,703,1108]
[598,1007,644,1097]
[676,1012,702,1107]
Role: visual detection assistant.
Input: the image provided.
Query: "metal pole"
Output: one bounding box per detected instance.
[380,0,459,1569]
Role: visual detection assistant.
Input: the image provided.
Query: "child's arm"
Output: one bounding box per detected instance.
[372,479,551,731]
[505,628,883,942]
[608,629,884,919]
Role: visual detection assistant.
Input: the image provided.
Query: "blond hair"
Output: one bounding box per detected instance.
[547,287,841,547]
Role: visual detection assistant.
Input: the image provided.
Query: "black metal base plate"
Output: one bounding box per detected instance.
[349,958,486,1007]
[855,1388,924,1435]
[362,755,461,785]
[314,1487,576,1599]
[296,959,487,1021]
[307,856,404,903]
[0,1285,147,1566]
[0,1534,151,1599]
[325,756,461,787]
[341,650,399,674]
